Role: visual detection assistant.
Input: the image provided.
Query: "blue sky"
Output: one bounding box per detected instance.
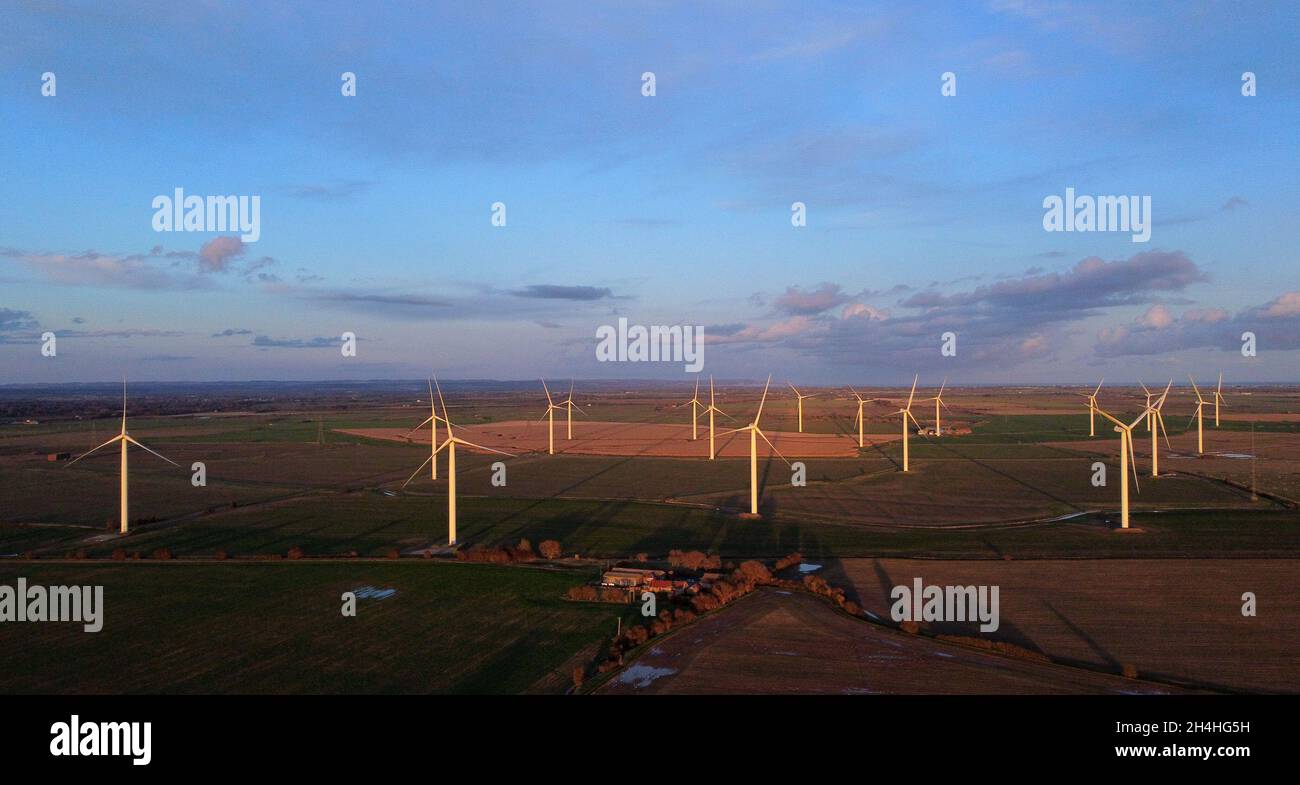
[2,0,1298,384]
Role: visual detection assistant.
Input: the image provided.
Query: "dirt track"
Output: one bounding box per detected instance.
[597,589,1185,694]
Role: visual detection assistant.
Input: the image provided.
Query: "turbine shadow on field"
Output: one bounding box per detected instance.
[1044,600,1121,670]
[934,440,1082,512]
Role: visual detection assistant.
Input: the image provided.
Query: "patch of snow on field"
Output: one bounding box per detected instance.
[351,586,397,600]
[798,563,823,573]
[616,664,678,688]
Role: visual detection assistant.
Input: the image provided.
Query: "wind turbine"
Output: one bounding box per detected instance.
[1078,379,1104,437]
[787,383,817,433]
[1139,382,1156,433]
[1093,403,1152,529]
[893,375,922,472]
[67,379,179,535]
[403,376,514,546]
[1214,372,1226,427]
[404,379,449,480]
[718,375,789,515]
[560,380,585,440]
[1148,380,1173,477]
[683,378,704,441]
[699,375,732,459]
[924,378,952,437]
[847,386,884,449]
[538,379,564,455]
[1188,375,1209,455]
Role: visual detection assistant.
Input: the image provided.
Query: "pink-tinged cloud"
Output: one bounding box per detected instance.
[1094,290,1300,356]
[1,248,206,290]
[1018,334,1050,357]
[773,283,851,315]
[708,315,818,344]
[1137,304,1173,329]
[1183,307,1229,323]
[1262,291,1300,318]
[199,236,245,273]
[842,302,889,321]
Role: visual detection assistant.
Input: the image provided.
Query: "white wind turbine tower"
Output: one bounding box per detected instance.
[787,383,817,433]
[404,379,449,480]
[924,378,952,436]
[683,378,704,441]
[1214,372,1226,427]
[699,375,732,459]
[1189,375,1210,455]
[1078,379,1104,437]
[1139,382,1156,433]
[403,376,514,546]
[718,375,789,514]
[1093,403,1153,529]
[846,386,884,449]
[538,379,565,455]
[560,380,585,440]
[1148,380,1173,478]
[67,379,180,535]
[893,375,922,472]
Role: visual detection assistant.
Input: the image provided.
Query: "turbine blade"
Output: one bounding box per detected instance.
[717,425,750,437]
[401,456,433,488]
[541,378,553,405]
[1157,411,1171,449]
[1093,378,1104,396]
[1127,407,1153,431]
[125,435,180,467]
[756,428,791,467]
[754,375,772,425]
[906,374,918,409]
[67,434,125,466]
[1127,431,1140,493]
[1094,407,1126,429]
[452,437,516,458]
[433,375,452,433]
[405,415,436,436]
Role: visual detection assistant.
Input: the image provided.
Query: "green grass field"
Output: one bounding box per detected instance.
[0,561,633,694]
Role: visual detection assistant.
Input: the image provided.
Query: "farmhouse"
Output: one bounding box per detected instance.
[600,567,663,588]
